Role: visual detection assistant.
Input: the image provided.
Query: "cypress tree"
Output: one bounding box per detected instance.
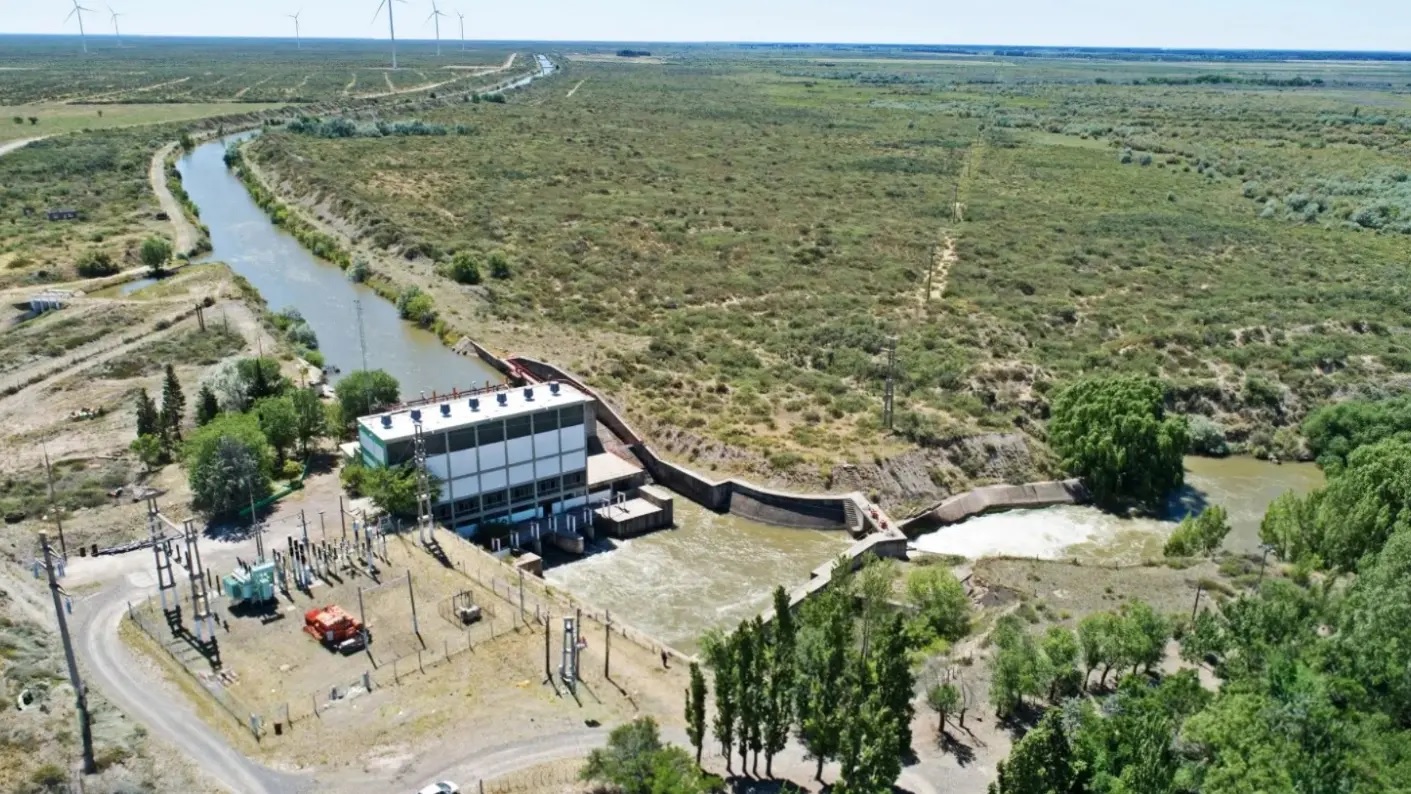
[196,383,220,426]
[685,662,707,767]
[160,363,185,441]
[135,388,158,439]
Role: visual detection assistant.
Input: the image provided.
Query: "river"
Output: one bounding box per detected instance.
[176,132,502,398]
[915,456,1325,564]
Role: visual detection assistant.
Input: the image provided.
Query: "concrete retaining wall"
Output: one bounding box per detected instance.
[509,356,864,532]
[452,337,519,381]
[898,479,1090,537]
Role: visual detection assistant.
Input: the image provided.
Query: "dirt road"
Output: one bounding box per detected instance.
[0,135,48,156]
[151,141,202,255]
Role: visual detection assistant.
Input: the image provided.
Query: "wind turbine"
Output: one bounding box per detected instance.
[107,5,122,47]
[426,1,447,57]
[372,0,406,69]
[65,0,94,54]
[288,10,302,50]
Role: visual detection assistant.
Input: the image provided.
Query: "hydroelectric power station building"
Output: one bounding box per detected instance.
[355,382,604,534]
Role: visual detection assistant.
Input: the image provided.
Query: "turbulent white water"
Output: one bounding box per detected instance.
[913,505,1172,563]
[545,500,851,650]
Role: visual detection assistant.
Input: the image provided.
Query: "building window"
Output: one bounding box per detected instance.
[560,405,585,427]
[478,421,505,445]
[505,415,532,441]
[424,432,447,456]
[433,503,452,520]
[534,410,560,432]
[563,470,587,487]
[510,483,536,503]
[454,497,478,514]
[449,427,477,453]
[536,476,561,493]
[482,489,508,508]
[386,440,413,466]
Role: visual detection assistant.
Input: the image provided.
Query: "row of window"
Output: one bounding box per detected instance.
[433,469,589,520]
[384,405,586,465]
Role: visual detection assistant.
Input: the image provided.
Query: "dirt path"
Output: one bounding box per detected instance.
[341,73,357,95]
[919,233,957,308]
[65,76,191,104]
[151,141,201,255]
[0,135,49,156]
[566,79,586,98]
[359,52,522,100]
[234,75,275,100]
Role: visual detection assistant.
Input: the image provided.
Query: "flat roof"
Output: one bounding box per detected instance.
[587,452,644,487]
[595,498,665,522]
[358,382,592,442]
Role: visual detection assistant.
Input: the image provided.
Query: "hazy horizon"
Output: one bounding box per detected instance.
[2,0,1407,53]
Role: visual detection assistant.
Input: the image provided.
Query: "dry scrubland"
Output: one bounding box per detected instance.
[246,51,1411,509]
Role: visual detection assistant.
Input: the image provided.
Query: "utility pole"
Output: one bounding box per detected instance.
[604,609,611,681]
[41,443,67,558]
[883,336,898,431]
[354,298,369,372]
[41,531,96,774]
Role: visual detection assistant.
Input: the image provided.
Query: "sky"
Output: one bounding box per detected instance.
[1,0,1407,52]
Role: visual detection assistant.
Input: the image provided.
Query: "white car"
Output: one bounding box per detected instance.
[417,783,460,794]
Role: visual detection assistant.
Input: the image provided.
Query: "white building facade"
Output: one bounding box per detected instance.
[356,382,596,534]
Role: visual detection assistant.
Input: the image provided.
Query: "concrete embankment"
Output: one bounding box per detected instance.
[897,479,1090,537]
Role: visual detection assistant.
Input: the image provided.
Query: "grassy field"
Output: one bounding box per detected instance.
[0,36,515,105]
[242,49,1411,487]
[0,102,284,143]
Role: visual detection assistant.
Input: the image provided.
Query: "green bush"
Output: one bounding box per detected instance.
[75,248,120,278]
[1186,415,1230,457]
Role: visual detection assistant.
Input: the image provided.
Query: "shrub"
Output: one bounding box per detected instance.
[446,250,482,285]
[347,258,370,283]
[395,286,436,326]
[1186,415,1229,456]
[75,248,119,278]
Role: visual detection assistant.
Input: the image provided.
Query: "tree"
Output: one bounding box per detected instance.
[836,693,901,794]
[446,250,483,284]
[734,619,762,774]
[762,586,794,777]
[489,249,511,279]
[359,464,436,518]
[195,383,220,426]
[794,582,852,780]
[926,680,960,734]
[1079,612,1121,689]
[906,565,971,645]
[581,717,719,794]
[135,388,159,439]
[159,363,185,443]
[989,709,1088,794]
[75,248,119,278]
[703,630,738,773]
[290,387,326,454]
[184,413,273,516]
[203,359,251,413]
[1041,626,1082,702]
[1165,505,1232,557]
[130,434,165,473]
[685,662,707,767]
[1301,393,1411,474]
[873,612,915,756]
[236,356,286,402]
[1048,376,1188,508]
[1118,601,1169,675]
[334,370,400,431]
[255,396,299,465]
[990,615,1046,719]
[139,236,173,275]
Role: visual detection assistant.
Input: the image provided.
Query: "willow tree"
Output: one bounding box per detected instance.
[1049,376,1188,508]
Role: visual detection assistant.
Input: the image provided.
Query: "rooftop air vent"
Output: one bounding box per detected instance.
[410,409,422,423]
[524,387,534,401]
[549,382,561,395]
[496,392,509,406]
[440,403,452,417]
[469,397,480,411]
[380,415,393,429]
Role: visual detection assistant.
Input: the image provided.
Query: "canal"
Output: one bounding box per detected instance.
[915,456,1325,564]
[176,132,502,398]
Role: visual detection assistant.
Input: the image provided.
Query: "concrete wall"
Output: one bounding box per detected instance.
[898,479,1090,537]
[452,337,519,381]
[509,356,862,531]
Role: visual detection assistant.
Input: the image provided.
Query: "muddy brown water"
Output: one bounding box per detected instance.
[916,456,1325,565]
[177,132,502,398]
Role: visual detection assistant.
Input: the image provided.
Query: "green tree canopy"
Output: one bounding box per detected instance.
[906,564,971,645]
[139,236,173,274]
[255,396,299,464]
[1302,393,1411,474]
[183,412,273,516]
[1048,376,1188,508]
[289,387,326,454]
[1164,505,1232,557]
[334,370,400,431]
[580,717,720,794]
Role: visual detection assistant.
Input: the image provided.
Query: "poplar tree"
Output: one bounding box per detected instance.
[704,630,738,773]
[794,584,851,780]
[874,612,916,756]
[734,620,761,774]
[763,586,795,778]
[195,383,220,426]
[685,662,707,767]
